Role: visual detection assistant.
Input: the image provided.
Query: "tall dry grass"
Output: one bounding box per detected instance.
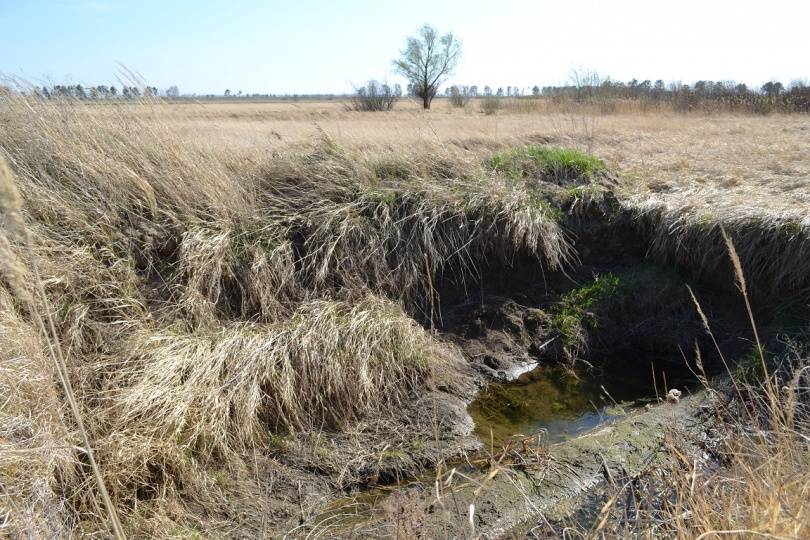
[0,90,574,535]
[1,155,125,537]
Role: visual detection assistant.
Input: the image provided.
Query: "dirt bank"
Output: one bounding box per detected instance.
[291,390,719,538]
[276,201,766,537]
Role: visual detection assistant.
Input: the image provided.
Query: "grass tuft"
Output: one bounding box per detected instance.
[488,145,606,184]
[552,272,620,358]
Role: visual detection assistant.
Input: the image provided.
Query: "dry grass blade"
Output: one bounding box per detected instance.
[720,225,782,425]
[687,285,745,406]
[0,157,125,539]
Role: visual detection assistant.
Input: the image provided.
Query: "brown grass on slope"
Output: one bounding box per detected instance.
[0,92,572,535]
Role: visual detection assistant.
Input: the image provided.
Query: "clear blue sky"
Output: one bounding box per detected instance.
[1,0,807,95]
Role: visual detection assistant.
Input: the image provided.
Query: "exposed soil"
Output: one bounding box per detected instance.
[369,392,718,538]
[268,179,803,538]
[437,198,754,382]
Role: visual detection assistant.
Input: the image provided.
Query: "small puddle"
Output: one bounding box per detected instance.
[468,361,692,447]
[305,360,696,535]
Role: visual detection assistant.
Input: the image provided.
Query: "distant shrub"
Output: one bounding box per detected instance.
[349,80,400,112]
[480,96,501,115]
[448,86,471,108]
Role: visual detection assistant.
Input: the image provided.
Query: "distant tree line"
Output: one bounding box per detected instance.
[436,79,809,107]
[9,77,809,114]
[538,78,810,113]
[424,78,809,114]
[27,84,163,100]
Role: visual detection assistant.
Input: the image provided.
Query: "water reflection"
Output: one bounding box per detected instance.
[468,362,688,446]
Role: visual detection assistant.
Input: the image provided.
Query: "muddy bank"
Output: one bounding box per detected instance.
[271,169,807,538]
[439,392,716,538]
[278,255,749,537]
[292,389,718,538]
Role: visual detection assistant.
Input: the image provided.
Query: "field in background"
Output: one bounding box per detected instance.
[150,99,810,250]
[131,98,810,203]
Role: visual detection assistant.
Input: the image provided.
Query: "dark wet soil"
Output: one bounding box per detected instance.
[275,183,799,538]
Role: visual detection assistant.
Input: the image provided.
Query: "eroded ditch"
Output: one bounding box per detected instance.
[290,179,805,538]
[300,262,758,536]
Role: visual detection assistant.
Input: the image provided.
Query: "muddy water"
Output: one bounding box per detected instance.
[468,361,694,447]
[302,361,698,537]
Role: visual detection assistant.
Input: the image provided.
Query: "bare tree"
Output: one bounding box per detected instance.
[393,24,461,109]
[568,68,603,101]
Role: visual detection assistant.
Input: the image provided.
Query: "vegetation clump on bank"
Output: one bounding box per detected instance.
[488,145,606,183]
[552,272,619,358]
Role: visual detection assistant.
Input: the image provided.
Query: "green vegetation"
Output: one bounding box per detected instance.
[733,346,775,385]
[372,157,414,181]
[530,193,567,222]
[488,145,605,183]
[552,273,620,349]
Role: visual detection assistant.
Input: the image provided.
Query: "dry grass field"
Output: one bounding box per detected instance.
[1,94,808,538]
[173,99,810,290]
[131,99,810,216]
